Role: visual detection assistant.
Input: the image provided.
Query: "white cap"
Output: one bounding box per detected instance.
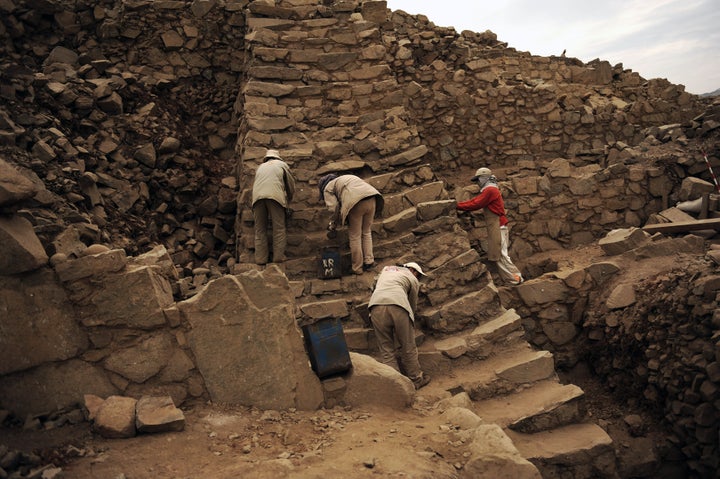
[403,262,426,276]
[264,149,282,161]
[471,167,492,180]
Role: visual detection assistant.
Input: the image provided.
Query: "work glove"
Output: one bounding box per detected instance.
[326,221,337,239]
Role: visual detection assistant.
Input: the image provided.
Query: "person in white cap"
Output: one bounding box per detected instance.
[251,149,296,264]
[368,262,431,389]
[456,167,524,285]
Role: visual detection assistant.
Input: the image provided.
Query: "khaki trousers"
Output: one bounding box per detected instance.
[369,304,422,381]
[497,226,523,284]
[347,197,376,274]
[253,199,286,264]
[484,209,502,261]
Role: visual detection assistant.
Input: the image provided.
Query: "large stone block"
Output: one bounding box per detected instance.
[77,265,174,329]
[135,396,185,433]
[94,395,137,439]
[179,269,323,410]
[0,269,87,375]
[678,176,716,201]
[381,207,417,232]
[54,248,127,282]
[516,278,570,306]
[104,333,176,383]
[434,286,504,332]
[598,227,650,256]
[0,158,39,206]
[416,200,456,221]
[0,359,117,417]
[404,181,445,206]
[462,424,542,479]
[413,230,473,269]
[342,353,415,409]
[0,215,48,274]
[300,299,348,320]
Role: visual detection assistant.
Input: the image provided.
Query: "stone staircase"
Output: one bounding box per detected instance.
[415,324,615,478]
[235,2,616,477]
[267,164,616,478]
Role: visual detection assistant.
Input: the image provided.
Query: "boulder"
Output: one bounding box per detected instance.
[0,158,39,206]
[135,396,185,433]
[0,215,48,274]
[598,228,650,256]
[460,424,542,479]
[0,269,87,375]
[0,360,117,417]
[94,396,137,439]
[179,268,323,410]
[343,352,415,409]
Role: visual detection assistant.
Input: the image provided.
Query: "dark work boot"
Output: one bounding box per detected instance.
[412,374,431,390]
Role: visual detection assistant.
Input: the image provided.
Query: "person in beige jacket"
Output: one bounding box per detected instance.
[252,149,295,264]
[368,262,431,389]
[319,173,384,275]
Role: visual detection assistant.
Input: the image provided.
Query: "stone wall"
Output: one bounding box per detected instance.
[584,251,720,477]
[0,245,325,416]
[384,9,700,170]
[508,231,720,477]
[0,0,713,276]
[233,0,712,266]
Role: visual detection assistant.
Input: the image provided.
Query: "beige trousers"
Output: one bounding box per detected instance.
[347,197,376,274]
[497,226,523,284]
[369,304,422,381]
[485,211,523,284]
[253,199,286,264]
[484,209,502,261]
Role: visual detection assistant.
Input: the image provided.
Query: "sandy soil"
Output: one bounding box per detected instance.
[6,397,475,479]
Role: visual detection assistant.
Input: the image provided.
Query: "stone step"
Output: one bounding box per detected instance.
[284,214,460,270]
[417,342,557,401]
[273,163,445,230]
[424,308,524,360]
[295,291,373,328]
[505,423,616,479]
[473,379,585,433]
[344,327,376,352]
[421,284,506,334]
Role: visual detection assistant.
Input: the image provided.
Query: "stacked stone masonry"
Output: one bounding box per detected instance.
[0,0,719,476]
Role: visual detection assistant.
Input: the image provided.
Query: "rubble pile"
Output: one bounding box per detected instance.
[582,259,720,477]
[0,442,62,479]
[0,0,243,272]
[385,9,702,171]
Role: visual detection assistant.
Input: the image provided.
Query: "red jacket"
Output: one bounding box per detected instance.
[456,184,508,226]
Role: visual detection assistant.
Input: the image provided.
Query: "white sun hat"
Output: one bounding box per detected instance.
[264,149,282,160]
[403,262,427,276]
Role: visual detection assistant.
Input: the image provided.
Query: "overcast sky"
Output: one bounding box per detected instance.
[385,0,720,95]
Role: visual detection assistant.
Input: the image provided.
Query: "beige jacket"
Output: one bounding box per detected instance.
[252,159,295,208]
[368,265,420,322]
[322,174,384,225]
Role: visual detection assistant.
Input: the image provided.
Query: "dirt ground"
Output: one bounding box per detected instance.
[5,397,472,478]
[3,379,666,479]
[0,372,679,479]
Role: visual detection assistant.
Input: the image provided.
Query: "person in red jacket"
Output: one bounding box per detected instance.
[456,167,524,285]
